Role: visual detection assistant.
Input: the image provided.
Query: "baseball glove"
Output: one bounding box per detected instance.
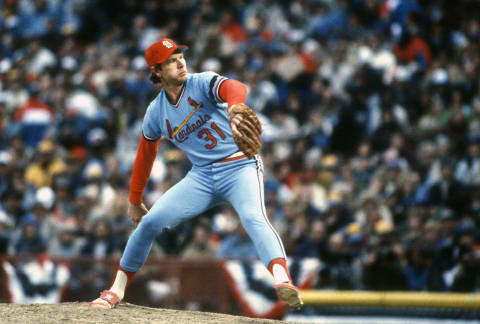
[229,103,262,159]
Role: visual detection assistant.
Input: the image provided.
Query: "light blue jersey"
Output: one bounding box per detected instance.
[142,72,239,166]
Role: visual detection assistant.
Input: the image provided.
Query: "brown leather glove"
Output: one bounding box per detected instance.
[229,103,262,159]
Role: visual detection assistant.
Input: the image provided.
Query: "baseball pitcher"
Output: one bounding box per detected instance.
[90,38,303,310]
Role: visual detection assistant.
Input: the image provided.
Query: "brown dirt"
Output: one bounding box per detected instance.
[0,302,300,324]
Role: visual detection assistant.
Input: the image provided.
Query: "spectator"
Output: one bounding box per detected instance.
[429,160,467,215]
[181,219,217,260]
[24,186,57,241]
[455,138,480,186]
[51,174,74,223]
[217,221,257,261]
[393,31,431,71]
[14,217,46,253]
[363,245,408,291]
[24,139,67,188]
[437,209,457,244]
[427,135,453,184]
[321,232,355,290]
[371,110,402,153]
[0,151,11,197]
[0,210,13,254]
[7,135,32,170]
[449,223,479,292]
[292,218,327,258]
[14,85,54,148]
[404,240,435,291]
[289,212,312,257]
[48,222,84,258]
[323,190,352,234]
[81,218,118,258]
[354,195,393,233]
[108,192,132,249]
[1,190,25,227]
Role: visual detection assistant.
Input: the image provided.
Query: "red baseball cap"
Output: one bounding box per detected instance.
[144,38,188,68]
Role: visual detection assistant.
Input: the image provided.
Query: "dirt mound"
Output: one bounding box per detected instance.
[0,302,296,324]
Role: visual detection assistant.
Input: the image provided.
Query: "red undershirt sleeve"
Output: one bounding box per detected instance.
[218,79,247,109]
[129,136,159,205]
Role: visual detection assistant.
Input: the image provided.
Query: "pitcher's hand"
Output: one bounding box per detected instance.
[128,203,148,228]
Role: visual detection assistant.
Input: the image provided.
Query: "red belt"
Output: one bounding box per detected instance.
[217,153,246,163]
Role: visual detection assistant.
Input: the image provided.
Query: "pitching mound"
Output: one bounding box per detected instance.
[0,302,297,324]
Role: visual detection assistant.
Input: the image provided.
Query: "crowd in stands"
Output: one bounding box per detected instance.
[0,0,479,292]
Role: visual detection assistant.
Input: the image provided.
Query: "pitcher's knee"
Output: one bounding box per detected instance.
[136,215,165,239]
[241,213,269,231]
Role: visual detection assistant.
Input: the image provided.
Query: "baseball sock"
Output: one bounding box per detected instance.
[268,258,292,285]
[109,266,136,300]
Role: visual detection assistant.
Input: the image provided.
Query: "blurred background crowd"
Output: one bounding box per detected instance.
[0,0,479,293]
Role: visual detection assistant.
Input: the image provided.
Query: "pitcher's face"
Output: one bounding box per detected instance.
[154,53,188,86]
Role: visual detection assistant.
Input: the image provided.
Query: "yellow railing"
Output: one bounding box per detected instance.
[299,290,480,309]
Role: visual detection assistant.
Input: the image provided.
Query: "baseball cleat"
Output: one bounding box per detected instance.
[90,290,120,309]
[274,282,304,309]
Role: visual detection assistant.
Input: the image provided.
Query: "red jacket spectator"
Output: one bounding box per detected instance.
[15,95,54,148]
[393,35,432,66]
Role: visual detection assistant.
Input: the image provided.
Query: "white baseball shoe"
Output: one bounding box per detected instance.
[90,290,121,309]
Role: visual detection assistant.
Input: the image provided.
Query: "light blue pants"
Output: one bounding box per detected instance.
[120,156,286,272]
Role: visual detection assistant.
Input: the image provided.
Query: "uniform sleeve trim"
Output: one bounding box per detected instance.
[208,75,219,103]
[143,133,159,141]
[215,77,227,102]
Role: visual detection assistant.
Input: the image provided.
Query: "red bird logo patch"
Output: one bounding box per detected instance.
[188,97,199,107]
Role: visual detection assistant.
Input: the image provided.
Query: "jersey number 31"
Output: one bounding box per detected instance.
[198,122,226,149]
